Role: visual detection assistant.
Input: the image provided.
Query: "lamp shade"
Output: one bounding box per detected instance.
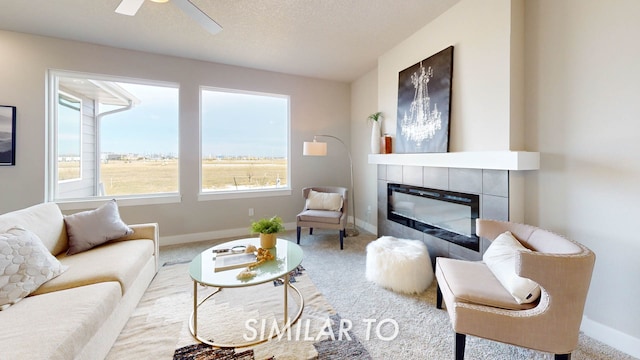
[303,141,327,156]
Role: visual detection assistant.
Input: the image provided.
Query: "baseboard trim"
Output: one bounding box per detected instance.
[159,222,298,247]
[160,220,378,247]
[581,315,640,358]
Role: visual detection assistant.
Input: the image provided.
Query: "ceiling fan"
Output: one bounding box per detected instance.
[115,0,222,34]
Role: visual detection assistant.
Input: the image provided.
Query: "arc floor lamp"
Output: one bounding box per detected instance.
[303,135,359,237]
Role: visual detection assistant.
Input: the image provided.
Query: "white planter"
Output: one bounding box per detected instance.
[370,121,381,154]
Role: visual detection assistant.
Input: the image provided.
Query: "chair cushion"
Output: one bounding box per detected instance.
[436,257,537,310]
[297,209,342,224]
[32,239,154,296]
[305,190,343,211]
[483,231,541,304]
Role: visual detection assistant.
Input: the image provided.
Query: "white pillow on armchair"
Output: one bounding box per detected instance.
[305,190,343,211]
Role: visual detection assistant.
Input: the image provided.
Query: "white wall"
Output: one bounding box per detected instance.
[0,30,352,243]
[524,0,640,356]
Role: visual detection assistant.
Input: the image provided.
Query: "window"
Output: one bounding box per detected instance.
[57,92,82,181]
[48,71,179,204]
[200,88,290,196]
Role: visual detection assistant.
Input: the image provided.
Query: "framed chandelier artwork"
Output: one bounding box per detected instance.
[396,46,453,153]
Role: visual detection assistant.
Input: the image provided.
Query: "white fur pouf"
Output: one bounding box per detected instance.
[365,236,434,294]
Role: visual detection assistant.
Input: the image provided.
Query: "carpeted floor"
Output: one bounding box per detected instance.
[107,261,369,360]
[116,229,635,360]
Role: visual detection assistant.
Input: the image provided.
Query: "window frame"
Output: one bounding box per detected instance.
[197,86,292,201]
[46,70,181,209]
[56,90,83,184]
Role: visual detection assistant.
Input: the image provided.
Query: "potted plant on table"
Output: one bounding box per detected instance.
[250,215,284,249]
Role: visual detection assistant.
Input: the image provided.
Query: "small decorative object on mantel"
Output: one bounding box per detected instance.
[382,134,393,154]
[396,46,453,153]
[0,105,16,166]
[367,111,383,154]
[250,215,284,249]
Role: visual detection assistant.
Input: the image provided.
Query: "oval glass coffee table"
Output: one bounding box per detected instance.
[188,238,304,347]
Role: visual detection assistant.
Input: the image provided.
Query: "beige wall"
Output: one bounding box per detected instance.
[524,0,640,355]
[350,68,378,233]
[0,30,351,243]
[377,0,518,152]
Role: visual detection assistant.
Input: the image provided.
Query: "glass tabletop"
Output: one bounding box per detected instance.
[189,238,304,288]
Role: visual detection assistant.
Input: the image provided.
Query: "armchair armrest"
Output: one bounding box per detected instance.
[517,247,595,300]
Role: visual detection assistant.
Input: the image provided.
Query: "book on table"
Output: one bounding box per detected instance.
[214,252,256,272]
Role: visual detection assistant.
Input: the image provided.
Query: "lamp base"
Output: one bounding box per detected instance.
[345,227,360,237]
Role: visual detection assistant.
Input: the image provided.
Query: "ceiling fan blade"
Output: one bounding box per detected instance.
[115,0,145,16]
[172,0,223,34]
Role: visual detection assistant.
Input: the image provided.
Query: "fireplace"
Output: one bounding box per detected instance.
[387,183,480,251]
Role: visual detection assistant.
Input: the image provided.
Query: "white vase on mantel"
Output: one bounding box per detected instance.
[370,121,381,154]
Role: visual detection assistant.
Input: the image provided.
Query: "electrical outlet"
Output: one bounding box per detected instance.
[248,208,254,216]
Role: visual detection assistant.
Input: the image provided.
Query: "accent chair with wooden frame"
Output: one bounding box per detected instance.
[296,186,348,249]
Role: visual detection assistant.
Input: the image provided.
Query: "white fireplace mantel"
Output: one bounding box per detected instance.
[368,151,539,171]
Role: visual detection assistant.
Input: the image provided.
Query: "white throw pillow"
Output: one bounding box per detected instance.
[64,199,133,255]
[483,231,541,304]
[0,227,68,310]
[305,190,343,211]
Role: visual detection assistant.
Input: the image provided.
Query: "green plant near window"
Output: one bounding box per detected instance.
[367,111,383,122]
[250,216,285,234]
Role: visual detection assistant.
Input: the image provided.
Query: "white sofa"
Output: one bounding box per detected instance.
[0,202,159,360]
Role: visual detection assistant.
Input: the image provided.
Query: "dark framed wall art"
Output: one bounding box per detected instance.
[396,46,454,153]
[0,105,16,166]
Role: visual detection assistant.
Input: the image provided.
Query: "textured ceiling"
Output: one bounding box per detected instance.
[0,0,460,82]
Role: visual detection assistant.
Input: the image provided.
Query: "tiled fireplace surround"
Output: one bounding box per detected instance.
[376,164,511,265]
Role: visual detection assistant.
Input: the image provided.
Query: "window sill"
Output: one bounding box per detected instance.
[198,188,292,201]
[55,194,181,211]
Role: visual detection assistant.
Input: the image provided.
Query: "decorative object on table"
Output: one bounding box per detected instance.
[215,252,257,272]
[250,215,284,248]
[302,135,359,237]
[396,46,453,153]
[367,111,383,154]
[0,105,16,166]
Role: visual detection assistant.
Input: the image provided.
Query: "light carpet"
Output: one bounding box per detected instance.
[109,230,636,360]
[106,261,369,360]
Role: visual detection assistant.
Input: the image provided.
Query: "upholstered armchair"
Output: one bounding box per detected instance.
[296,186,348,249]
[435,219,595,360]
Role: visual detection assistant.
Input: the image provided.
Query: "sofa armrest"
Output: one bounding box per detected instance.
[113,223,160,271]
[119,223,158,241]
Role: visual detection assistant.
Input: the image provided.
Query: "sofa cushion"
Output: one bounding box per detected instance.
[32,239,154,296]
[305,190,343,211]
[297,209,342,224]
[436,257,537,310]
[0,281,121,360]
[64,199,133,255]
[0,227,68,310]
[0,202,67,256]
[483,231,541,304]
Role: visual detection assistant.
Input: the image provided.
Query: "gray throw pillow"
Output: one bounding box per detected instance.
[64,200,133,255]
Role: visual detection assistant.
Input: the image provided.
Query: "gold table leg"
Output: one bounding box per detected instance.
[188,278,304,348]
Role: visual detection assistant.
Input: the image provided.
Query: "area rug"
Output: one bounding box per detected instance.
[106,261,369,360]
